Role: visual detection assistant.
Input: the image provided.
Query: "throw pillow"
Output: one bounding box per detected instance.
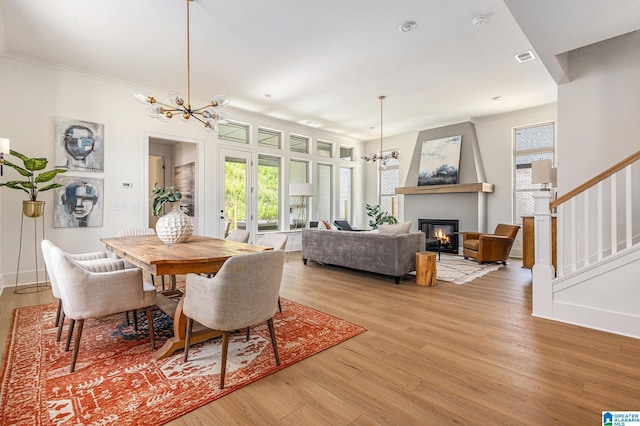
[378,221,412,235]
[321,220,332,230]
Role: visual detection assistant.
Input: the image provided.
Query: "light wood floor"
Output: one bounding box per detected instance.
[2,254,639,425]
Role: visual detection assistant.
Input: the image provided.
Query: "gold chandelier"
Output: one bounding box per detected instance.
[134,0,228,131]
[361,95,399,168]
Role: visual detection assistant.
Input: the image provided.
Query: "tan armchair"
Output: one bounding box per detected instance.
[183,250,284,389]
[463,224,520,264]
[50,246,157,372]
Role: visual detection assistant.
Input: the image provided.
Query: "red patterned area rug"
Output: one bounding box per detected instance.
[0,298,366,425]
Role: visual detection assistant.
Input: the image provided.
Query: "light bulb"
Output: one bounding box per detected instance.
[169,91,185,107]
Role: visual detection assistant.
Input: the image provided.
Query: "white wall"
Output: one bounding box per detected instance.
[0,56,363,288]
[557,31,640,192]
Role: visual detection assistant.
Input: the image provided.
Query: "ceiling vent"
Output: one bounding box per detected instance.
[515,51,535,63]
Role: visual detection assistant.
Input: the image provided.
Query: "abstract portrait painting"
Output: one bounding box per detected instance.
[54,117,104,172]
[417,135,462,186]
[53,176,104,227]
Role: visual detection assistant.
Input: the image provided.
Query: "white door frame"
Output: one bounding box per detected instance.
[218,146,255,242]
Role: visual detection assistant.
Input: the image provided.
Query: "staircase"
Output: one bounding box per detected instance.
[532,150,640,339]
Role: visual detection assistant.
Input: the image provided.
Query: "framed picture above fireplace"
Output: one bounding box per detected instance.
[417,135,462,186]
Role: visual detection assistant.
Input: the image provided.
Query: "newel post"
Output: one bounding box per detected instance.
[531,191,554,318]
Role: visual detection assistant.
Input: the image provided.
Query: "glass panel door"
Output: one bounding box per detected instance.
[218,148,253,240]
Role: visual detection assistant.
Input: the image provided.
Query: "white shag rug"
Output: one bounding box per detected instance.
[434,253,503,284]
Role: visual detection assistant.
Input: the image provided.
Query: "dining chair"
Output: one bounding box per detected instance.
[50,246,157,373]
[117,228,167,291]
[41,240,111,342]
[183,249,284,389]
[258,233,288,312]
[226,229,250,243]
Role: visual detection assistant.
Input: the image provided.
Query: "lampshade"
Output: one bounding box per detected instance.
[0,138,10,153]
[289,183,315,197]
[531,159,552,184]
[550,167,558,188]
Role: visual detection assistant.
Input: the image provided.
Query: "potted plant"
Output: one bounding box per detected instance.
[150,183,193,243]
[0,149,67,217]
[366,203,398,229]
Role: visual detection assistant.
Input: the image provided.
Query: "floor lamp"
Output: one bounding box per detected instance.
[288,183,315,259]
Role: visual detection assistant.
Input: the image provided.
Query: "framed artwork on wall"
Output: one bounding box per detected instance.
[417,135,462,186]
[174,162,195,217]
[53,176,104,227]
[54,117,105,172]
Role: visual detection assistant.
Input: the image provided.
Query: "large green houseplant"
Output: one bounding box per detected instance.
[366,203,398,229]
[0,149,66,217]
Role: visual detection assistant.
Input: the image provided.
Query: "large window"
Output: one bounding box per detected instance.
[316,163,332,221]
[289,159,309,229]
[218,121,249,144]
[258,127,281,149]
[379,149,399,218]
[257,155,280,231]
[339,167,353,220]
[513,123,555,224]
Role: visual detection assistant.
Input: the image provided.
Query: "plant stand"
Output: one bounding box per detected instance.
[14,205,49,294]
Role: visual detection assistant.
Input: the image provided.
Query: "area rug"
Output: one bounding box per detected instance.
[0,298,366,425]
[435,254,503,284]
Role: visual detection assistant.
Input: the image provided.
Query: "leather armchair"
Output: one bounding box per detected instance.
[463,224,520,264]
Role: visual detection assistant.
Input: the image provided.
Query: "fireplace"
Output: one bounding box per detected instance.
[418,219,459,254]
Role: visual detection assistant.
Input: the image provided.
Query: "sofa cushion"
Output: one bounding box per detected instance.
[378,221,411,235]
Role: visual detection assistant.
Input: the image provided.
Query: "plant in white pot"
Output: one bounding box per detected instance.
[0,149,67,217]
[151,183,193,243]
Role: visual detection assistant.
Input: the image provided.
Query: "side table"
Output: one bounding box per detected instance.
[415,252,437,286]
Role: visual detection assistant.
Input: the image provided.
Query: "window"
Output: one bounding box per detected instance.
[316,141,333,158]
[290,134,309,154]
[258,127,281,149]
[513,123,555,224]
[257,155,280,231]
[289,159,309,229]
[340,147,353,161]
[315,163,332,221]
[218,121,249,144]
[379,149,399,218]
[339,167,353,220]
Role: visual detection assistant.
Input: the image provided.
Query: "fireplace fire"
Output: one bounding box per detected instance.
[418,219,459,254]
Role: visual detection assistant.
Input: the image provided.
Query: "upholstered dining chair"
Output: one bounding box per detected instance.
[50,246,157,373]
[117,227,167,291]
[41,240,111,342]
[463,224,521,264]
[226,229,250,243]
[258,233,288,312]
[183,249,285,389]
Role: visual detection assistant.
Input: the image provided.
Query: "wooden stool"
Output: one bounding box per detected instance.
[415,252,437,286]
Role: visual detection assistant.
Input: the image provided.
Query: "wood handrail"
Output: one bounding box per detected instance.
[550,150,640,209]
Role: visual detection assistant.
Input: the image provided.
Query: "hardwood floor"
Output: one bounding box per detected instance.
[2,253,639,425]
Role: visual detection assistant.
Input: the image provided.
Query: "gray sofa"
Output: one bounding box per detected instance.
[301,229,426,284]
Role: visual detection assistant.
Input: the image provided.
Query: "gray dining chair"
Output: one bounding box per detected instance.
[226,229,250,243]
[182,250,284,389]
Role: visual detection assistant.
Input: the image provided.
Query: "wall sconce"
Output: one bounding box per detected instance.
[531,159,554,190]
[0,138,10,176]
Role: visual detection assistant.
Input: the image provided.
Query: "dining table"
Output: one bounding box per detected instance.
[101,234,272,360]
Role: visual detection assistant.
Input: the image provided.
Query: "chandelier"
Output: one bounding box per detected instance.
[361,95,399,168]
[134,0,228,131]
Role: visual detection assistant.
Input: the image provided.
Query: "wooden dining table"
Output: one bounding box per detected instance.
[101,234,272,360]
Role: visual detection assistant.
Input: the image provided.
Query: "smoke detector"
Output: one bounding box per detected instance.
[472,16,487,26]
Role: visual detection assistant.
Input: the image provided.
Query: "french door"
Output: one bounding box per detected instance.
[218,148,254,241]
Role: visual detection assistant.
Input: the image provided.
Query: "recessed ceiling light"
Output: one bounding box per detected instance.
[491,96,503,101]
[472,16,487,26]
[399,21,417,32]
[515,51,535,63]
[261,93,272,99]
